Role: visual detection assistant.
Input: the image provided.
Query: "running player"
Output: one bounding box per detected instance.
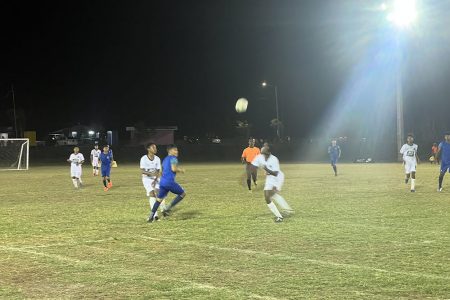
[328,139,341,176]
[140,143,166,220]
[252,146,293,223]
[241,138,260,191]
[437,132,450,192]
[67,147,84,189]
[399,134,419,192]
[148,144,186,222]
[90,143,101,176]
[99,145,113,191]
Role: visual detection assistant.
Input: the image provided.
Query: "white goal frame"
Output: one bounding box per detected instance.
[0,138,30,171]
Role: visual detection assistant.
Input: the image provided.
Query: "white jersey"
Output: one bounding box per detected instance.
[252,154,285,191]
[400,143,418,163]
[69,153,85,166]
[91,149,101,159]
[140,155,161,179]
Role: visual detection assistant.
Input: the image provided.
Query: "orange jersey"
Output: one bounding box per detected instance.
[242,147,260,163]
[432,146,438,154]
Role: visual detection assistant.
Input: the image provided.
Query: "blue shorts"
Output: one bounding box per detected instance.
[158,181,184,199]
[441,163,450,173]
[330,157,338,165]
[101,167,111,177]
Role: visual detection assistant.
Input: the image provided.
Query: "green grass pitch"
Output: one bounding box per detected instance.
[1,163,450,299]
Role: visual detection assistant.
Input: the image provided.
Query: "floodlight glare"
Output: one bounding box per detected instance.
[262,81,267,87]
[387,0,417,28]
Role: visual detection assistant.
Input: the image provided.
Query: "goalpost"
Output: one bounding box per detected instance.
[0,138,30,171]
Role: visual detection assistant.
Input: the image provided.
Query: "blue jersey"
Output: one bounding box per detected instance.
[328,145,341,158]
[439,142,450,164]
[161,155,178,183]
[99,152,113,169]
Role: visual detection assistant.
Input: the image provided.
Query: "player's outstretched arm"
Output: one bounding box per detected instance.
[264,166,279,177]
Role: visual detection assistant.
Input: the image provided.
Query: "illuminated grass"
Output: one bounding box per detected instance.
[1,163,450,299]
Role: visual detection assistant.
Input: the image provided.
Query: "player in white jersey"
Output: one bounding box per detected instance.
[252,145,293,222]
[399,134,420,192]
[140,143,166,220]
[67,147,85,189]
[90,144,101,176]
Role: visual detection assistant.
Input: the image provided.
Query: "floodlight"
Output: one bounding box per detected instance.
[387,0,417,28]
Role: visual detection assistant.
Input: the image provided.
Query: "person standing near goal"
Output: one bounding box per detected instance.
[140,143,166,221]
[90,143,101,176]
[399,134,419,192]
[252,146,293,223]
[67,147,85,189]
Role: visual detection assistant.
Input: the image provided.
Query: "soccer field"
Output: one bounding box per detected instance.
[1,163,450,299]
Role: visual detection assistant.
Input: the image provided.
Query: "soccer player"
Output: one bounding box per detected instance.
[67,147,84,189]
[252,146,293,223]
[148,144,186,222]
[140,143,166,220]
[328,139,341,176]
[241,138,260,191]
[90,143,101,176]
[437,133,450,192]
[399,134,419,192]
[99,145,113,191]
[432,143,439,164]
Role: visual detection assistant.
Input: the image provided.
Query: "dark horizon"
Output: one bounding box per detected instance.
[1,0,450,141]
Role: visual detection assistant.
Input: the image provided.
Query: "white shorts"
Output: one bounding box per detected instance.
[142,176,160,196]
[404,161,417,174]
[264,171,285,191]
[92,158,100,167]
[71,165,82,178]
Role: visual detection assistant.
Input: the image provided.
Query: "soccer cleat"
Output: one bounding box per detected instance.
[411,189,415,193]
[107,182,113,188]
[438,187,443,192]
[162,209,171,217]
[274,217,284,223]
[405,178,409,184]
[103,187,109,192]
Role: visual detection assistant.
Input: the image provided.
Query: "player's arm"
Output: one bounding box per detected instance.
[241,149,247,164]
[338,146,342,158]
[437,144,442,159]
[264,166,279,177]
[171,158,185,173]
[141,168,155,176]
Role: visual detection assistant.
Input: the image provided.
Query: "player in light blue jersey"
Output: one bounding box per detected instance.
[328,139,341,176]
[148,144,186,222]
[437,132,450,192]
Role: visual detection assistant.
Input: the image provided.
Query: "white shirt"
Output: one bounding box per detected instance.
[69,153,85,166]
[252,154,281,176]
[91,149,101,158]
[400,143,418,163]
[140,155,161,178]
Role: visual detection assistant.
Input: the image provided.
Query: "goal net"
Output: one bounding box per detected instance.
[0,138,29,170]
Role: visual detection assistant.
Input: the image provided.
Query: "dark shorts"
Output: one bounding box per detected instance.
[331,157,338,165]
[441,163,450,173]
[101,167,111,177]
[246,163,257,177]
[158,181,185,199]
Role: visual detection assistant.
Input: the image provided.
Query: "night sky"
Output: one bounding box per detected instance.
[1,0,450,140]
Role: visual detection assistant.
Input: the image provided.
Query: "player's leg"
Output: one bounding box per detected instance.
[438,167,447,192]
[410,171,416,192]
[71,176,79,188]
[78,168,83,187]
[331,159,337,176]
[251,166,258,187]
[107,170,112,188]
[101,168,109,191]
[265,189,283,222]
[245,164,252,190]
[162,183,186,216]
[270,172,293,214]
[148,186,170,222]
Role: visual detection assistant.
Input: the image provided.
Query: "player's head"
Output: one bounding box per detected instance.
[261,146,271,159]
[445,132,450,142]
[407,134,414,144]
[103,146,109,153]
[331,139,337,146]
[73,147,79,154]
[94,144,99,149]
[263,142,269,148]
[146,143,157,155]
[248,138,256,147]
[167,144,178,157]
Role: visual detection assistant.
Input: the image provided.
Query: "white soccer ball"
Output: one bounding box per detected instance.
[235,98,248,113]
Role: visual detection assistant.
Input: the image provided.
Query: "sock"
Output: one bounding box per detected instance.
[169,194,184,209]
[149,197,158,217]
[271,194,292,211]
[79,178,83,184]
[72,179,78,188]
[411,179,415,190]
[252,173,257,184]
[103,179,108,188]
[439,174,444,188]
[149,201,161,219]
[332,165,337,175]
[267,202,283,218]
[159,199,167,212]
[77,178,82,187]
[107,178,111,183]
[247,179,251,190]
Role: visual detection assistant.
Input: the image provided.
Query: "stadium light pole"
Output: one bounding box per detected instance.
[11,84,18,138]
[383,0,417,161]
[261,81,281,139]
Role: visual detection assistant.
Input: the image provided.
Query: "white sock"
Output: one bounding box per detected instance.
[411,179,415,190]
[149,197,158,217]
[267,202,283,218]
[271,194,293,212]
[159,200,167,212]
[72,179,78,188]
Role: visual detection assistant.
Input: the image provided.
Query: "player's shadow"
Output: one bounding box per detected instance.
[175,210,202,220]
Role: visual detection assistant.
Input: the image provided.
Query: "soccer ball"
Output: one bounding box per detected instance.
[235,98,248,113]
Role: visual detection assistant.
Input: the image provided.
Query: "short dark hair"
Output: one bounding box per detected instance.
[146,143,156,149]
[407,133,414,138]
[167,144,177,151]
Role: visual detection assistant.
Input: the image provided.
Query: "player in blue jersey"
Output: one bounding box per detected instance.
[328,139,341,176]
[437,132,450,192]
[99,146,113,191]
[148,144,186,222]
